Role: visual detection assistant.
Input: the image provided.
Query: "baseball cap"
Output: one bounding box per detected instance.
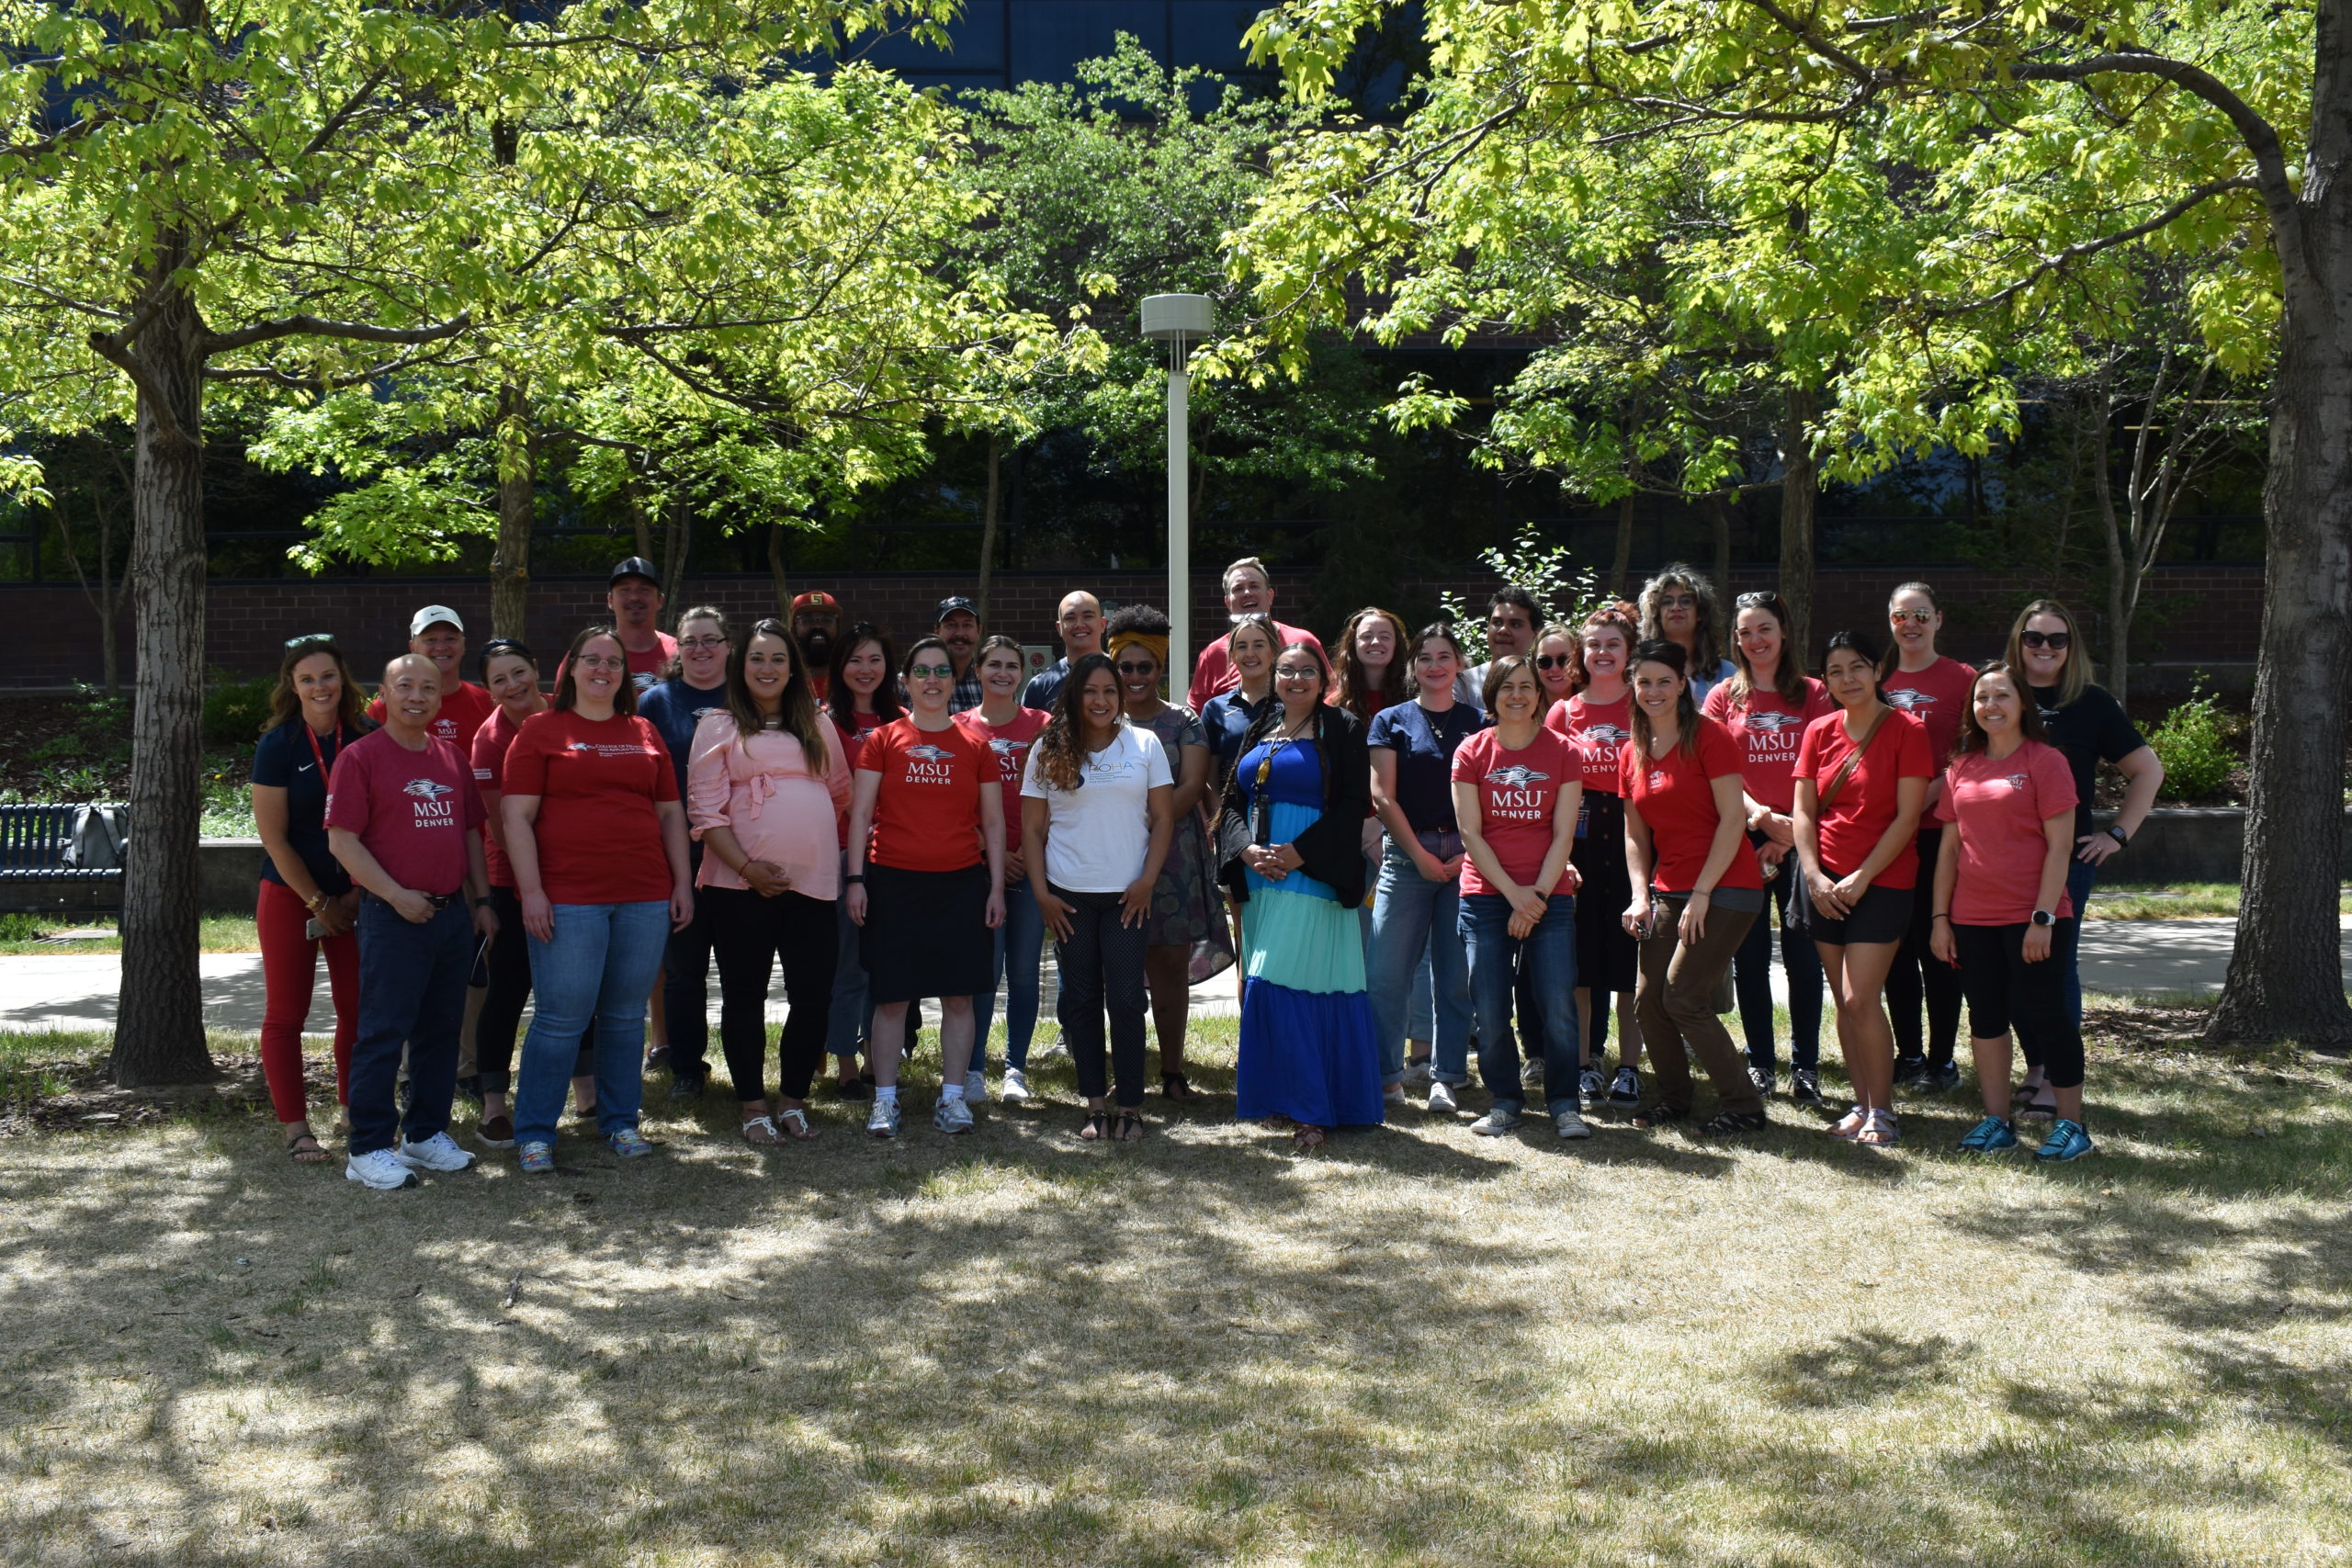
[934,595,979,624]
[791,591,841,615]
[608,556,661,587]
[409,605,464,637]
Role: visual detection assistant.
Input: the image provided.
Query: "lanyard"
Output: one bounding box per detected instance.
[302,721,342,780]
[1254,714,1310,789]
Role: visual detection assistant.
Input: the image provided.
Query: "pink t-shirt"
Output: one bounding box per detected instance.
[1703,677,1838,814]
[955,707,1050,853]
[1450,728,1580,896]
[687,713,853,899]
[1932,741,2079,924]
[1619,719,1764,895]
[1548,692,1634,795]
[324,728,486,895]
[1794,708,1935,889]
[1883,656,1978,771]
[1188,621,1325,713]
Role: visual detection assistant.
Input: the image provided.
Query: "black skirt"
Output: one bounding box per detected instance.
[859,862,995,1004]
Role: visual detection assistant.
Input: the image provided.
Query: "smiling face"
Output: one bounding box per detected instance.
[1351,615,1396,673]
[1736,605,1785,676]
[1581,625,1629,687]
[743,630,795,707]
[1973,669,2022,737]
[1272,646,1323,713]
[1229,624,1276,684]
[380,654,444,732]
[978,642,1025,702]
[1056,593,1102,659]
[905,645,954,714]
[1822,645,1878,710]
[1486,603,1534,660]
[840,637,888,703]
[1079,667,1122,736]
[2019,612,2072,685]
[1411,636,1460,697]
[1532,633,1576,701]
[1225,566,1270,617]
[607,576,662,630]
[291,652,343,725]
[1114,645,1162,708]
[1492,664,1542,726]
[1632,658,1684,722]
[570,635,627,708]
[1889,587,1941,658]
[411,623,463,682]
[676,615,728,689]
[483,652,538,716]
[937,611,981,665]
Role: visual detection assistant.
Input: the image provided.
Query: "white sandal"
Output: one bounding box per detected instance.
[741,1115,783,1147]
[1854,1109,1900,1147]
[775,1107,814,1140]
[1829,1106,1867,1140]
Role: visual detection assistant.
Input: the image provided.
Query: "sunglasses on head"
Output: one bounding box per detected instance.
[1734,592,1778,609]
[1533,654,1573,671]
[285,633,337,650]
[2020,630,2071,650]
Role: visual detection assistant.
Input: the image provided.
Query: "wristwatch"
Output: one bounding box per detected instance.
[844,874,865,886]
[2030,908,2056,928]
[2106,825,2130,850]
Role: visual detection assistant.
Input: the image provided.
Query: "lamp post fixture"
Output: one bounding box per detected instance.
[1140,293,1212,696]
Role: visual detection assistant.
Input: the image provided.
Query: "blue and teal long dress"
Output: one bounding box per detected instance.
[1229,737,1385,1127]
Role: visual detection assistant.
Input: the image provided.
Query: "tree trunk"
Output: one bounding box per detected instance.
[2207,87,2352,1047]
[1780,386,1818,663]
[1610,425,1637,597]
[976,431,1001,622]
[490,380,533,639]
[1705,491,1732,604]
[661,492,690,613]
[112,283,213,1087]
[767,522,791,616]
[2089,394,2132,703]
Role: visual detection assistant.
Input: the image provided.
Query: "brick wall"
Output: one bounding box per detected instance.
[6,563,2267,688]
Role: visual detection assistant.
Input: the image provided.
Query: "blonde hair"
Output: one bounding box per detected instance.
[2004,598,2093,707]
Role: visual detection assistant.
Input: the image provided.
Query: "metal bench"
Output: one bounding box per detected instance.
[0,803,123,881]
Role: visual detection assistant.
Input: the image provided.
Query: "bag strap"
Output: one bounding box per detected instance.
[1816,707,1891,813]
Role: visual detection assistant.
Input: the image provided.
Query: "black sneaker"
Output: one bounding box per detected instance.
[1747,1064,1776,1098]
[1608,1066,1642,1105]
[834,1076,872,1101]
[1925,1062,1962,1092]
[1632,1102,1688,1130]
[669,1072,706,1102]
[1791,1068,1823,1106]
[1892,1054,1928,1087]
[645,1044,672,1073]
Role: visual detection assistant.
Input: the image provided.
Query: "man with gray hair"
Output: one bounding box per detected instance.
[1186,555,1324,712]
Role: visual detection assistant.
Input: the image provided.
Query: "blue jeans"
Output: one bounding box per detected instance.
[515,900,669,1146]
[350,896,473,1156]
[1460,891,1579,1113]
[827,849,872,1064]
[1369,839,1473,1085]
[976,877,1046,1073]
[1363,851,1437,1044]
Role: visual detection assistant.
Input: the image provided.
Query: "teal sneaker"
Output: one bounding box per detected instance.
[607,1127,654,1159]
[1959,1115,2018,1153]
[2033,1118,2095,1162]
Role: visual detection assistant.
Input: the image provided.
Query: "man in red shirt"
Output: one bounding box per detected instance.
[1187,555,1325,712]
[791,590,841,702]
[607,557,679,690]
[327,654,497,1191]
[366,605,496,750]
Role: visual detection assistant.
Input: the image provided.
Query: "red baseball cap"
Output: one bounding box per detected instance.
[790,591,840,614]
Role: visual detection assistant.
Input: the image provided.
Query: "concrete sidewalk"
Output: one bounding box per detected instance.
[2,919,2344,1036]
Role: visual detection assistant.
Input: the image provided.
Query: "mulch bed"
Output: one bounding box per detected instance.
[0,1050,269,1136]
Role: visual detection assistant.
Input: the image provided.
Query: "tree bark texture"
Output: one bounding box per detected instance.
[767,522,791,615]
[1779,386,1818,665]
[1706,491,1732,606]
[660,493,691,615]
[112,282,214,1087]
[2089,393,2132,704]
[490,381,533,639]
[976,431,1001,622]
[2210,5,2352,1048]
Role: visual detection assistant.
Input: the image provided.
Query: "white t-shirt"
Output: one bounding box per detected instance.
[1019,724,1173,893]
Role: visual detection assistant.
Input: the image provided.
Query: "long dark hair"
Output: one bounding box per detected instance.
[1331,606,1409,721]
[1030,652,1122,793]
[722,617,829,774]
[1627,637,1700,758]
[1820,629,1887,707]
[1218,638,1340,814]
[1724,591,1809,704]
[1952,660,2050,756]
[551,625,639,716]
[266,636,367,735]
[826,621,902,728]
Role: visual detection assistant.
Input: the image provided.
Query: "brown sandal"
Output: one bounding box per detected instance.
[284,1128,328,1164]
[1113,1110,1145,1142]
[1292,1124,1328,1151]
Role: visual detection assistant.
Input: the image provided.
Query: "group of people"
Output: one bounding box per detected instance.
[248,553,2158,1188]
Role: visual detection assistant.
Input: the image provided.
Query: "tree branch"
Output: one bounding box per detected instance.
[203,348,482,388]
[1933,176,2261,314]
[201,311,471,355]
[2006,53,2296,220]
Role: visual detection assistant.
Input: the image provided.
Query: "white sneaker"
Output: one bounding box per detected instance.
[1427,1080,1459,1115]
[964,1070,989,1105]
[1401,1058,1435,1087]
[395,1132,478,1173]
[1384,1083,1408,1106]
[1555,1109,1594,1140]
[345,1147,420,1190]
[1001,1068,1032,1105]
[866,1099,902,1139]
[934,1096,974,1134]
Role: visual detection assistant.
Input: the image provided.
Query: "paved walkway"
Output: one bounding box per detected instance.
[1,919,2344,1036]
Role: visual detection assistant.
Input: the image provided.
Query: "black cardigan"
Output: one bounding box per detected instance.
[1213,702,1370,908]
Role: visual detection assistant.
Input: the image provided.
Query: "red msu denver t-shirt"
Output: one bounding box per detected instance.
[1881,655,1977,770]
[367,677,496,753]
[1450,728,1580,895]
[323,728,486,895]
[1619,718,1764,896]
[955,707,1049,853]
[1793,708,1935,888]
[1547,692,1634,795]
[1702,677,1837,813]
[859,718,986,873]
[498,709,680,905]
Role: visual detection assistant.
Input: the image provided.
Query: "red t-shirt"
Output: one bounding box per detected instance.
[1882,656,1977,773]
[1794,708,1935,888]
[499,709,680,905]
[1450,728,1579,896]
[1619,718,1764,895]
[323,729,486,895]
[831,710,888,850]
[955,707,1049,854]
[1188,621,1324,713]
[469,705,535,887]
[1547,692,1634,795]
[367,678,495,754]
[859,718,986,873]
[1702,677,1837,813]
[554,631,680,696]
[1933,741,2079,924]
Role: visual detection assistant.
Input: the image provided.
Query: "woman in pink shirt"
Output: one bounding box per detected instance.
[689,618,853,1145]
[1928,663,2090,1161]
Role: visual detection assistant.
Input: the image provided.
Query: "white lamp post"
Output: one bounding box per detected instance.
[1140,293,1212,696]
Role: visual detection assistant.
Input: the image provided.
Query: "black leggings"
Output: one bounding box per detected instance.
[1886,829,1964,1063]
[1732,845,1824,1072]
[704,885,838,1103]
[1052,885,1150,1109]
[476,885,593,1093]
[1952,920,2084,1090]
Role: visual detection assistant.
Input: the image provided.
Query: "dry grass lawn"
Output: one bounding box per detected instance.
[2,1009,2348,1567]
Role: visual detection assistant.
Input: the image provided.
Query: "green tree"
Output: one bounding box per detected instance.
[1238,0,2346,1048]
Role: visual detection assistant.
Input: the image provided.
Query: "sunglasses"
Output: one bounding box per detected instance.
[285,633,337,650]
[1533,654,1574,671]
[1734,592,1779,609]
[479,638,528,660]
[1890,610,1936,625]
[2020,630,2071,650]
[907,663,954,679]
[1114,660,1158,676]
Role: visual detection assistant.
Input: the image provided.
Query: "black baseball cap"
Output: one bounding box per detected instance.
[934,595,980,623]
[608,557,661,587]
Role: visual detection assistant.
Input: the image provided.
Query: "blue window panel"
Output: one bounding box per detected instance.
[854,3,1008,72]
[1010,2,1170,85]
[1169,1,1261,73]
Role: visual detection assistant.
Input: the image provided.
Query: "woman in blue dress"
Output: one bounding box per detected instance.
[1215,637,1384,1149]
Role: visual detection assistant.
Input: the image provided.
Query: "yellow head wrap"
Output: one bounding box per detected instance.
[1104,629,1170,673]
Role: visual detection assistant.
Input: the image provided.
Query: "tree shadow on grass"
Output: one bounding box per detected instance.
[1762,1329,1969,1409]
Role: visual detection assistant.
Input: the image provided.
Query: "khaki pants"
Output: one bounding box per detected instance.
[1635,896,1761,1117]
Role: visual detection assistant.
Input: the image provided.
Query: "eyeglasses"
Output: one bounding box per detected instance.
[1533,654,1574,671]
[679,636,729,651]
[907,663,954,680]
[1658,593,1699,610]
[1734,592,1778,609]
[1890,610,1935,625]
[574,655,626,671]
[1274,665,1321,681]
[2020,630,2071,650]
[1115,661,1158,676]
[285,633,337,650]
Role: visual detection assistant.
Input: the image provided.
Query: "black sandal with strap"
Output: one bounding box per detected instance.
[284,1129,328,1164]
[1112,1110,1145,1142]
[1160,1071,1196,1102]
[1077,1111,1109,1143]
[1701,1110,1770,1134]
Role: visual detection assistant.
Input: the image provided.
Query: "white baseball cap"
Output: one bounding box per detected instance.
[409,605,464,637]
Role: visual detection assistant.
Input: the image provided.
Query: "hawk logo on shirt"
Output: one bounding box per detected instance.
[1649,770,1669,792]
[567,740,594,751]
[903,741,960,784]
[1485,764,1551,788]
[2006,773,2032,791]
[988,737,1027,757]
[404,777,458,821]
[403,778,456,801]
[1579,723,1632,746]
[908,744,956,761]
[1884,688,1935,712]
[1743,710,1804,734]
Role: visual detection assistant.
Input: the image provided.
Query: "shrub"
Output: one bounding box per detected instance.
[201,670,278,746]
[2147,680,2239,802]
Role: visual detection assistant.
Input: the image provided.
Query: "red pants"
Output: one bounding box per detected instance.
[256,878,359,1122]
